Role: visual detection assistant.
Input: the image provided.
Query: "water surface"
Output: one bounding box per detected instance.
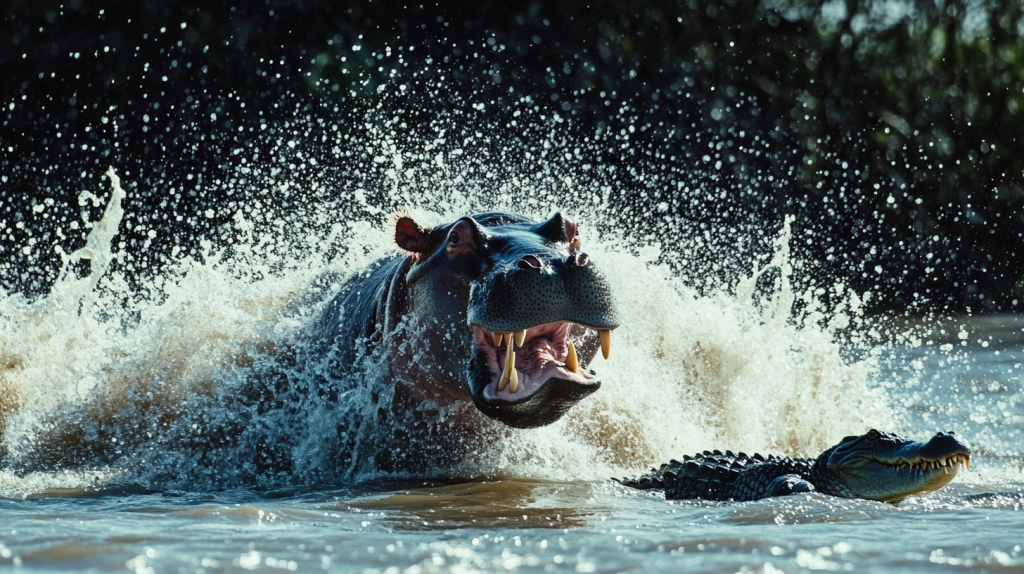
[1,174,1022,573]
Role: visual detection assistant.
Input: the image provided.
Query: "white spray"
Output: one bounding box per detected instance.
[0,133,894,492]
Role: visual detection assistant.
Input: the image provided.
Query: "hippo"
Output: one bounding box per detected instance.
[310,212,620,431]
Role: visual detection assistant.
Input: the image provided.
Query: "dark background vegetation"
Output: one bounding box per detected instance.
[2,0,1023,316]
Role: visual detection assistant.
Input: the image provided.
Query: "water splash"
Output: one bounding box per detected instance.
[1,168,126,447]
[486,217,892,481]
[0,123,894,493]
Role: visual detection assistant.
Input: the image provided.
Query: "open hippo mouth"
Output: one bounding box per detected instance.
[468,322,611,429]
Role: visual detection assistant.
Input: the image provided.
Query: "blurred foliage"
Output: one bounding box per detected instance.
[1,0,1022,314]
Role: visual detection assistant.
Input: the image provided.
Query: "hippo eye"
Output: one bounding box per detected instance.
[448,231,460,245]
[866,430,880,441]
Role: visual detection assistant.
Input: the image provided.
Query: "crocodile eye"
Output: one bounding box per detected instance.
[866,430,880,441]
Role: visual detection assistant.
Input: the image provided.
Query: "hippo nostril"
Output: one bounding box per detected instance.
[518,255,543,269]
[567,252,590,267]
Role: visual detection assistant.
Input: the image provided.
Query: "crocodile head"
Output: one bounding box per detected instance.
[816,429,971,502]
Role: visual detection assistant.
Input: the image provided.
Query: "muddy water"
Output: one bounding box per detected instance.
[1,171,1023,572]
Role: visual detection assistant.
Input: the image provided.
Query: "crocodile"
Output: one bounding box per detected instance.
[620,430,971,503]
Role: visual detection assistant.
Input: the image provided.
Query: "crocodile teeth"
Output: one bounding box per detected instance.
[599,329,611,360]
[514,329,526,348]
[566,340,579,373]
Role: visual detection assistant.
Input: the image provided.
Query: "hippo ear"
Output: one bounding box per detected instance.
[395,217,434,253]
[535,212,578,244]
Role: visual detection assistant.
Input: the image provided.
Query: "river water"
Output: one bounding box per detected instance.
[1,167,1023,572]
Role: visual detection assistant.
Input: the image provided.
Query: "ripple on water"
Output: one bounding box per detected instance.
[342,478,595,530]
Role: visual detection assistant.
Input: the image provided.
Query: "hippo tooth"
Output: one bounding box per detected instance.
[506,335,520,392]
[514,329,526,348]
[499,348,515,391]
[599,329,611,360]
[493,332,503,347]
[566,340,579,373]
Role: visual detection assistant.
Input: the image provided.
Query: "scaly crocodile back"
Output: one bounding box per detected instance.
[620,450,817,502]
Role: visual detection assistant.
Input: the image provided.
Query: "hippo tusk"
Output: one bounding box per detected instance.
[508,334,521,392]
[499,346,515,391]
[499,335,518,392]
[493,332,504,347]
[514,329,526,348]
[599,329,611,360]
[566,340,579,373]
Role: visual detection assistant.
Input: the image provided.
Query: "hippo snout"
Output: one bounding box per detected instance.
[467,257,619,334]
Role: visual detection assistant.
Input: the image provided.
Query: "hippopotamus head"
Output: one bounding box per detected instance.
[394,212,619,428]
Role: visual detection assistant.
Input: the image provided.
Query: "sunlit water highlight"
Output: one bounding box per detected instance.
[2,138,1023,571]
